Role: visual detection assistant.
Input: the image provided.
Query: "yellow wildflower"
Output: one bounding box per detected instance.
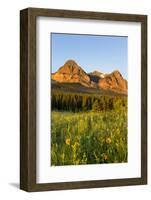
[65,138,70,145]
[106,137,112,144]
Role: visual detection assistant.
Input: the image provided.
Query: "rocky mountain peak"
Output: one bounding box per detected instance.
[89,70,106,79]
[98,69,127,94]
[51,60,92,87]
[64,59,78,66]
[111,70,123,78]
[57,59,86,75]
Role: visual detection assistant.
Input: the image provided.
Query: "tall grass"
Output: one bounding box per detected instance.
[51,109,127,166]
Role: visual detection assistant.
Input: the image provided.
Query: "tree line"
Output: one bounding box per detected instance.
[51,92,127,112]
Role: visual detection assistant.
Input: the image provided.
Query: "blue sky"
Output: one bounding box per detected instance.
[51,33,128,79]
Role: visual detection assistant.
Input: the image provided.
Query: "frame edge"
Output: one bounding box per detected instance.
[20,8,37,192]
[20,8,29,191]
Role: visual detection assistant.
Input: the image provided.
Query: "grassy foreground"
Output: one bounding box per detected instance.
[51,110,127,166]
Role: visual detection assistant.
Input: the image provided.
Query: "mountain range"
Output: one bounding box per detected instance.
[51,60,128,95]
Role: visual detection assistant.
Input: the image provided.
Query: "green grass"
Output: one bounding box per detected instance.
[51,109,127,166]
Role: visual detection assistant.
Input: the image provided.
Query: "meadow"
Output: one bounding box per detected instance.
[51,98,127,166]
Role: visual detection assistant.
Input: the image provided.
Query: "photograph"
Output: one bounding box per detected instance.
[20,7,147,192]
[51,33,128,166]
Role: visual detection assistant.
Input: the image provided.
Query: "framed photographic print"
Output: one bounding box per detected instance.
[20,8,147,191]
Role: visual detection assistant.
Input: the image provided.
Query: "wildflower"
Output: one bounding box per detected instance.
[106,137,112,144]
[65,138,70,145]
[72,141,79,149]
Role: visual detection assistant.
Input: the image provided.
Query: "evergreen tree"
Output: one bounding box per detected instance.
[92,100,100,112]
[82,96,88,111]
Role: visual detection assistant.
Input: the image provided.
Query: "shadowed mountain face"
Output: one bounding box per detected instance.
[51,60,128,95]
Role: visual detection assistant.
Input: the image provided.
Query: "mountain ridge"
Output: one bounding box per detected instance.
[51,60,127,95]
